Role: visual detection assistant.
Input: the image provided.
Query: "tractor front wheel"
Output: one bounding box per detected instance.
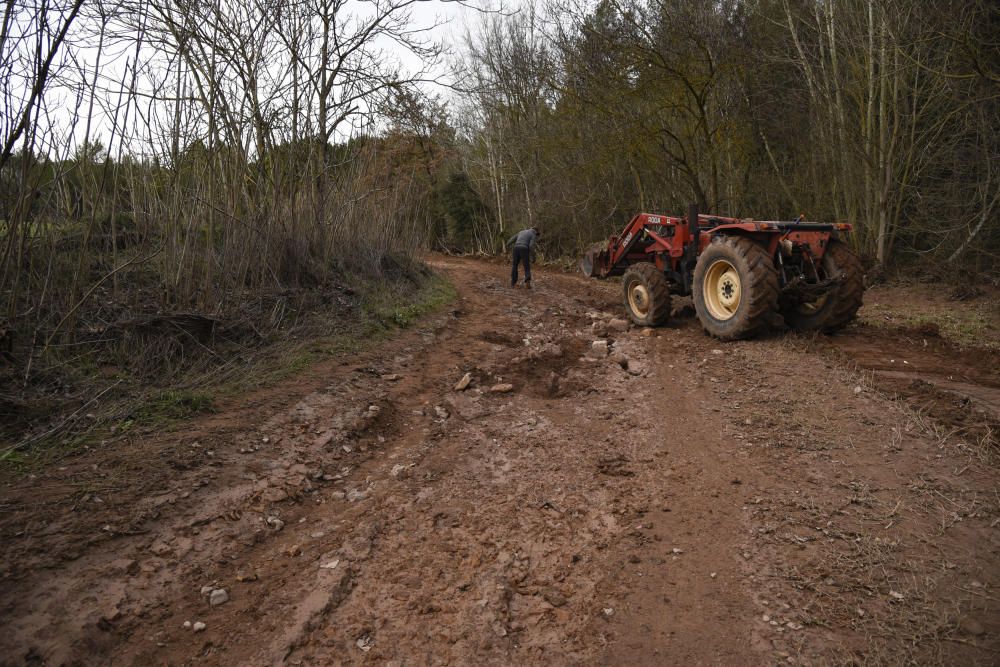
[782,240,864,332]
[693,236,779,340]
[622,263,671,326]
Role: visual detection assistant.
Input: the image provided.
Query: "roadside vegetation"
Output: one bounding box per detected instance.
[2,267,454,468]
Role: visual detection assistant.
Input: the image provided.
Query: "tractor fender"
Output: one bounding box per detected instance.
[703,227,776,257]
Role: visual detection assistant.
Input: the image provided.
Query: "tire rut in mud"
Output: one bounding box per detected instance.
[821,323,1000,453]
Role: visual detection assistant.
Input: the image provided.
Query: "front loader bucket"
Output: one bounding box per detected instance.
[580,242,607,278]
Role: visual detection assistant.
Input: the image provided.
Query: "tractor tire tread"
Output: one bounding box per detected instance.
[780,239,864,333]
[693,235,779,340]
[822,241,864,332]
[622,263,671,327]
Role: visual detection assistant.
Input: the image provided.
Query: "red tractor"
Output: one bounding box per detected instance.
[580,205,864,340]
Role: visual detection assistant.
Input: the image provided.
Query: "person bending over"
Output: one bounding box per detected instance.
[506,226,539,289]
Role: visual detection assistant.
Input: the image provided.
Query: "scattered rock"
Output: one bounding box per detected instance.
[454,373,473,391]
[381,374,400,382]
[434,405,450,420]
[537,342,563,357]
[182,621,192,629]
[262,487,288,503]
[356,635,374,652]
[602,607,614,617]
[236,571,258,582]
[192,621,206,632]
[209,589,229,606]
[314,432,335,447]
[889,590,905,601]
[347,488,369,502]
[762,614,771,622]
[640,328,654,337]
[320,559,340,570]
[490,383,514,393]
[590,340,609,358]
[610,351,628,369]
[711,349,724,355]
[285,544,302,557]
[626,360,645,376]
[543,590,567,607]
[390,464,409,478]
[265,516,285,531]
[608,318,629,332]
[200,585,214,596]
[853,386,863,395]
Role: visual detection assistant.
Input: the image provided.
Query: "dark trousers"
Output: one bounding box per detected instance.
[511,246,531,285]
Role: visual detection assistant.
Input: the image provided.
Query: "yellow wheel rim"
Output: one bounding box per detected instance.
[628,283,651,318]
[704,260,741,320]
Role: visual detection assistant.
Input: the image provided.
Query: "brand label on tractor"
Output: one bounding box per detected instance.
[648,216,661,224]
[622,231,634,246]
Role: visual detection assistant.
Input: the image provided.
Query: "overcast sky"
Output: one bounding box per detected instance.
[399,0,515,85]
[36,0,526,156]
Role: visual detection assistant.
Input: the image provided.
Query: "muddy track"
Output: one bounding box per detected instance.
[1,257,998,666]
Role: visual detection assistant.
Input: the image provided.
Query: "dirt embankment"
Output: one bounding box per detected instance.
[1,257,997,666]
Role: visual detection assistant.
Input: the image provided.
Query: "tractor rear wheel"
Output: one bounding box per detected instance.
[692,235,779,340]
[622,263,671,326]
[782,240,864,332]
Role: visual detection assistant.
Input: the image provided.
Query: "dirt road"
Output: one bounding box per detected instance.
[2,256,998,665]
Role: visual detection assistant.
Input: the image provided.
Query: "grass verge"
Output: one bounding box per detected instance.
[244,272,456,389]
[0,270,456,471]
[857,282,1000,350]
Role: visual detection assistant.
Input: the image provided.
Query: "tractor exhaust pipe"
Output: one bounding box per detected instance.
[688,203,699,251]
[681,203,700,294]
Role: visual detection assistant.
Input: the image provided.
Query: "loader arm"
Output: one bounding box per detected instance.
[581,213,691,279]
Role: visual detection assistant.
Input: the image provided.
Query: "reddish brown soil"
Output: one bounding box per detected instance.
[1,257,998,666]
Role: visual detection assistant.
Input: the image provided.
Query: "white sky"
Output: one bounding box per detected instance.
[398,0,516,86]
[31,0,526,158]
